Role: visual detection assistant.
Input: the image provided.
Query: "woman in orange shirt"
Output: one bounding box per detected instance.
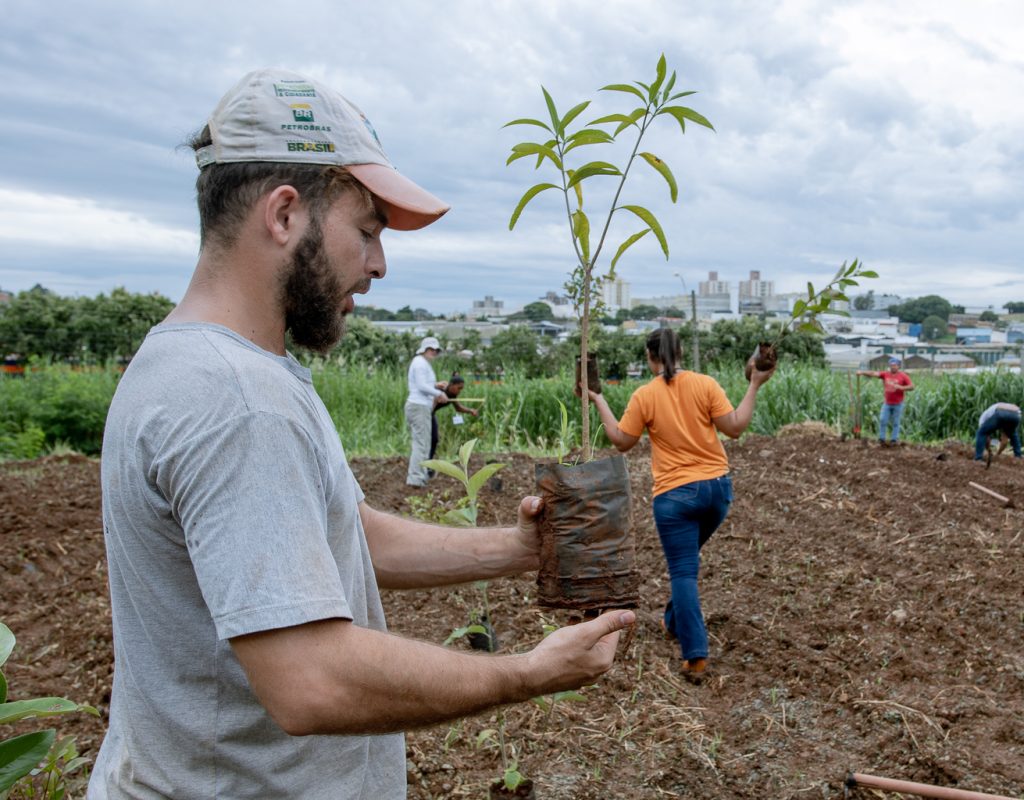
[589,329,774,681]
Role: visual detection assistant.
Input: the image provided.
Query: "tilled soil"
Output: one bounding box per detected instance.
[1,428,1022,799]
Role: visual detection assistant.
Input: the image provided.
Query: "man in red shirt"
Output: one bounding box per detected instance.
[858,357,915,445]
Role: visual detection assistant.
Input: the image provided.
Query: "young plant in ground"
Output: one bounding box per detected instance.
[747,259,879,376]
[0,622,98,796]
[505,54,713,461]
[421,438,505,527]
[476,714,527,794]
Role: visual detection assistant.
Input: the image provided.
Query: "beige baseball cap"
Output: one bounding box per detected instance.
[195,68,450,231]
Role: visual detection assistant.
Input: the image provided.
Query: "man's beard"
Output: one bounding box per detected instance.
[281,220,348,354]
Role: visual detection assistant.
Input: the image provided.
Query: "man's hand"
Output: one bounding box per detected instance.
[524,610,636,696]
[513,496,543,562]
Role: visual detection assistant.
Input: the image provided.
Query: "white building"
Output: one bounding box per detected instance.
[699,270,730,295]
[470,295,504,318]
[602,278,631,312]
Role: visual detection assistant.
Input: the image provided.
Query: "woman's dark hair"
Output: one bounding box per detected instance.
[646,328,682,383]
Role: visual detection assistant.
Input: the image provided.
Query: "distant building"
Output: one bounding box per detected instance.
[738,270,774,299]
[1008,325,1024,344]
[470,295,504,318]
[954,327,992,345]
[699,271,730,295]
[601,278,631,312]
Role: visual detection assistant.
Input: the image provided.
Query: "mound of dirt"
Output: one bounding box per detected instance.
[2,435,1022,799]
[776,420,838,438]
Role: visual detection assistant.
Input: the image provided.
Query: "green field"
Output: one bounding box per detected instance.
[3,363,1023,461]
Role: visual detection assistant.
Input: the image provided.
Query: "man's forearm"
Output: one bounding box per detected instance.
[362,503,537,589]
[233,612,633,737]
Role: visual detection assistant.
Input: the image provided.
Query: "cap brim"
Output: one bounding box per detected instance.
[347,163,450,231]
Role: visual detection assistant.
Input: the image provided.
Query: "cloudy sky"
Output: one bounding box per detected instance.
[2,0,1022,316]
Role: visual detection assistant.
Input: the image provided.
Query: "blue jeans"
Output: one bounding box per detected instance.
[974,409,1023,460]
[652,475,733,662]
[878,402,904,442]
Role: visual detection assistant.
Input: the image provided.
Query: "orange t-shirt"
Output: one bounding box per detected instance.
[618,371,734,497]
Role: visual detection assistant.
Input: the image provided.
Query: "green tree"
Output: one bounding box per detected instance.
[888,295,958,324]
[698,316,824,367]
[853,290,875,311]
[921,314,947,341]
[478,327,553,378]
[979,309,999,322]
[1003,301,1024,314]
[329,316,419,369]
[521,302,555,322]
[629,304,662,320]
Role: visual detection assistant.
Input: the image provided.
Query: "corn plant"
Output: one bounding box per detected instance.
[0,623,98,796]
[505,54,713,461]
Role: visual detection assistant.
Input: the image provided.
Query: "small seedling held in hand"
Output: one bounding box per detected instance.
[745,259,879,379]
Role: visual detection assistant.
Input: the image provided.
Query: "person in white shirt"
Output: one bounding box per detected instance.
[406,336,447,486]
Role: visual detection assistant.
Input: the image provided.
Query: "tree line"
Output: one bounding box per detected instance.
[1,286,825,377]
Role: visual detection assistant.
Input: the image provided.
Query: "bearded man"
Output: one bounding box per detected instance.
[90,68,634,800]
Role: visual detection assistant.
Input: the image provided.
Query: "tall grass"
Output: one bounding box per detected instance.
[3,363,1023,459]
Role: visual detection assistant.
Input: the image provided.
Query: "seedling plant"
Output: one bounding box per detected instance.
[0,622,98,798]
[505,54,714,460]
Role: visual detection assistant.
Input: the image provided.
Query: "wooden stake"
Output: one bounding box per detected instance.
[846,772,1017,800]
[968,481,1015,508]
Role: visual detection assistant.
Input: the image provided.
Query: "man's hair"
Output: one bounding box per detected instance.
[646,328,683,383]
[186,125,373,247]
[448,373,465,386]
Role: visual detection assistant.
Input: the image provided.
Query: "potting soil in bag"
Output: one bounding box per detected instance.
[535,454,639,610]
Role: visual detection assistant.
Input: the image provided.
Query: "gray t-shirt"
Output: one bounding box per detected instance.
[89,323,404,800]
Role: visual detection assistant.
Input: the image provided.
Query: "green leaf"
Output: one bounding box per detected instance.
[792,299,807,317]
[0,670,6,705]
[530,696,550,711]
[588,113,638,127]
[475,728,498,748]
[508,183,560,230]
[662,71,677,102]
[650,54,667,101]
[620,205,668,258]
[552,690,587,702]
[537,138,558,169]
[799,321,824,334]
[807,282,815,299]
[559,100,591,133]
[0,624,13,668]
[467,462,506,501]
[504,766,525,791]
[419,459,468,486]
[506,142,562,170]
[639,152,678,202]
[668,90,697,100]
[541,86,560,132]
[572,209,591,263]
[658,105,715,134]
[565,161,621,188]
[567,171,583,209]
[502,117,552,133]
[615,108,647,136]
[860,270,879,278]
[600,83,647,101]
[610,229,650,271]
[458,439,476,474]
[0,730,55,793]
[443,623,487,646]
[564,128,614,153]
[0,698,98,724]
[443,507,476,528]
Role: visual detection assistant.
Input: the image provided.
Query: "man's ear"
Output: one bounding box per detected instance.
[263,185,305,246]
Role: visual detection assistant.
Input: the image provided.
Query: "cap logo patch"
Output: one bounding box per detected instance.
[274,81,316,98]
[286,141,336,153]
[291,104,314,123]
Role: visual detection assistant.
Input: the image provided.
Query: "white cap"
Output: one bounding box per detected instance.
[416,336,442,354]
[195,68,449,231]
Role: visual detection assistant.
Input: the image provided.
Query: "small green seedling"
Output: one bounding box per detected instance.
[0,622,98,795]
[421,438,505,527]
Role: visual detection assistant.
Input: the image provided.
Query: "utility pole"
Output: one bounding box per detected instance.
[674,273,701,372]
